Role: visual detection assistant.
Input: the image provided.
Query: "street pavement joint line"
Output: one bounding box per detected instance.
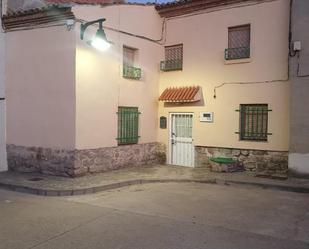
[26,210,114,249]
[66,201,309,244]
[292,211,309,239]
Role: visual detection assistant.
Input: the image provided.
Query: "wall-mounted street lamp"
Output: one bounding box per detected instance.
[80,18,111,51]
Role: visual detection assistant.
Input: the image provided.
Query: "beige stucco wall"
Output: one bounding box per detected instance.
[73,5,162,149]
[6,26,76,149]
[158,0,290,152]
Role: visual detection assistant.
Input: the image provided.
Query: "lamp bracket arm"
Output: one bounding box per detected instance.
[80,18,106,40]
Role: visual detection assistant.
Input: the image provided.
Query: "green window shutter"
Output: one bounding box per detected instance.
[117,107,140,145]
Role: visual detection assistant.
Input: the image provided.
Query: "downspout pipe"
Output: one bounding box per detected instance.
[288,0,294,77]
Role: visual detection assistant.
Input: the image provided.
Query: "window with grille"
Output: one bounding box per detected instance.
[123,46,141,80]
[238,104,271,141]
[123,46,135,67]
[117,107,140,145]
[226,24,250,60]
[160,44,183,71]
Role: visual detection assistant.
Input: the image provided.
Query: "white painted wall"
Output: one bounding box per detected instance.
[6,27,76,149]
[0,13,7,171]
[74,5,162,149]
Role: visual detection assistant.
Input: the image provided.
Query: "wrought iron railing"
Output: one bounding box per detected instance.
[160,59,183,71]
[225,47,250,60]
[123,65,142,80]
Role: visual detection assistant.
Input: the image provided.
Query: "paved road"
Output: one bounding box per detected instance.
[0,183,309,249]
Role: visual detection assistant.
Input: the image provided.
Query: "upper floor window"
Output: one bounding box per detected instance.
[160,44,183,71]
[239,104,270,141]
[225,24,250,60]
[123,46,141,80]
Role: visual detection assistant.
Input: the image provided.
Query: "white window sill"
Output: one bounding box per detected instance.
[224,58,252,65]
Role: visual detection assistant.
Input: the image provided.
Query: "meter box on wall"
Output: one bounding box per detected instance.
[200,112,214,122]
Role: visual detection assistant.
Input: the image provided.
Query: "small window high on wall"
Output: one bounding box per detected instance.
[123,46,141,80]
[225,24,250,60]
[160,44,183,71]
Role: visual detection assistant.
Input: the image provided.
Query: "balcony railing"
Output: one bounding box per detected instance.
[160,59,183,71]
[225,47,250,60]
[123,65,142,80]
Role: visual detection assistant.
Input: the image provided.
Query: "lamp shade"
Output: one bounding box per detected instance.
[91,28,111,51]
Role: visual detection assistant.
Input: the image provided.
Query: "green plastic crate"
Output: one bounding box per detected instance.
[210,157,237,164]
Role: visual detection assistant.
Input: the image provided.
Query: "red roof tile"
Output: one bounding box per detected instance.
[155,0,257,17]
[159,86,200,102]
[2,6,75,30]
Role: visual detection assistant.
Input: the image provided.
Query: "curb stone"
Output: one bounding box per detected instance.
[0,178,308,196]
[224,180,309,193]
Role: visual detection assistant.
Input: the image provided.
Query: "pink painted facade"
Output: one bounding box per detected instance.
[2,0,293,176]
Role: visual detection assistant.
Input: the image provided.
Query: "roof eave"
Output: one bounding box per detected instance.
[155,0,264,18]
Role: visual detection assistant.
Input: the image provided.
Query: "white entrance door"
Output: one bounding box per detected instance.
[170,113,194,167]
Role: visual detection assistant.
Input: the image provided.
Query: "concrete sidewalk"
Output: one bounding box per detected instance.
[0,165,309,196]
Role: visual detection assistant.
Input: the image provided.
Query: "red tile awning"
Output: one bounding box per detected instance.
[159,86,201,102]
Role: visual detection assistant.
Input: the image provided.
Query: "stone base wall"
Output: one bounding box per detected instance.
[7,143,166,177]
[195,146,288,176]
[74,143,166,176]
[288,153,309,179]
[7,144,76,177]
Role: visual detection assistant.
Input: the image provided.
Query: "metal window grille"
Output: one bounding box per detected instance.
[237,104,271,141]
[161,44,183,71]
[226,24,250,60]
[123,66,141,80]
[117,107,140,145]
[123,46,135,67]
[174,114,193,138]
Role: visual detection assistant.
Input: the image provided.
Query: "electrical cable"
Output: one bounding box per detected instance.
[5,0,270,42]
[211,0,292,99]
[2,0,262,41]
[76,17,166,45]
[213,78,288,99]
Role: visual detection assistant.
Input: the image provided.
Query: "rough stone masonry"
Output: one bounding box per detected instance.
[195,146,288,177]
[7,143,166,177]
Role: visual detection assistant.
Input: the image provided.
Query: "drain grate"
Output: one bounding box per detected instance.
[28,177,44,182]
